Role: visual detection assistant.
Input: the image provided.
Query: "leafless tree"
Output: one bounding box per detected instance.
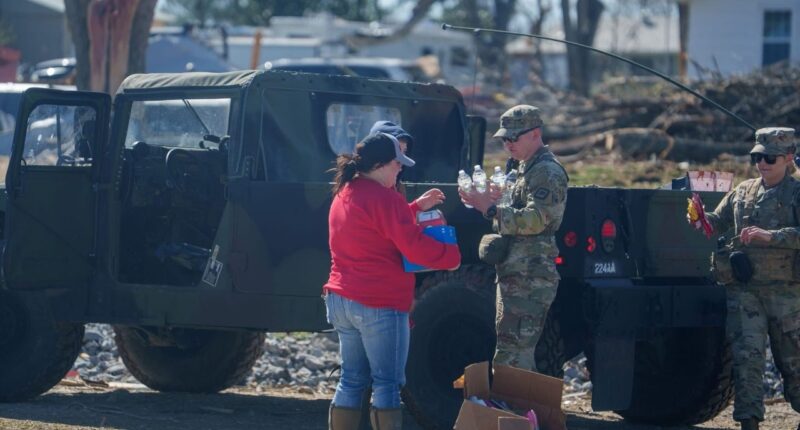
[561,0,604,95]
[65,0,157,92]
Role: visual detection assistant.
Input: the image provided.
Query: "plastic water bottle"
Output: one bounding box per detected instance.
[472,165,487,193]
[501,169,518,207]
[457,169,474,208]
[491,166,505,190]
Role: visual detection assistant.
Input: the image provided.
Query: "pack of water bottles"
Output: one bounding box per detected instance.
[457,165,518,208]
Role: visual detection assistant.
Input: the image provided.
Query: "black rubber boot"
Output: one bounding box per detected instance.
[739,418,759,430]
[328,404,362,430]
[369,407,403,430]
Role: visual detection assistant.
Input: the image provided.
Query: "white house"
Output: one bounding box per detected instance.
[687,0,799,77]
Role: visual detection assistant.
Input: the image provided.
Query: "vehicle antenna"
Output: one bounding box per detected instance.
[442,23,756,132]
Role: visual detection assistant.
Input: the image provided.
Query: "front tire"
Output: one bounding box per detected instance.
[114,326,264,393]
[402,266,496,430]
[0,291,84,402]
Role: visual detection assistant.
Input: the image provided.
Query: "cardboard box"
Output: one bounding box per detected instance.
[453,361,567,430]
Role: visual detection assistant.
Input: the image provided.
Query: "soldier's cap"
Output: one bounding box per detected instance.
[369,120,414,145]
[750,127,796,155]
[360,132,415,167]
[493,105,544,139]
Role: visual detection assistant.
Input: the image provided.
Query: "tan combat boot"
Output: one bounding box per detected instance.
[739,418,759,430]
[369,407,403,430]
[328,404,362,430]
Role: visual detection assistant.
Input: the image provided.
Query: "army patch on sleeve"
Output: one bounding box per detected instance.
[534,187,550,200]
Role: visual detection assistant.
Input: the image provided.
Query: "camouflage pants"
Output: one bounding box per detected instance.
[727,283,800,421]
[493,273,558,371]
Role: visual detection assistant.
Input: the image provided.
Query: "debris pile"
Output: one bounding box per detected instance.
[487,64,800,163]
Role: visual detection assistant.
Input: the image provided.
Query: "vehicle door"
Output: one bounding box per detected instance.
[3,88,111,289]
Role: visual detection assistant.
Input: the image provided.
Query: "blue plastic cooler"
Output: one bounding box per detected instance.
[402,225,457,273]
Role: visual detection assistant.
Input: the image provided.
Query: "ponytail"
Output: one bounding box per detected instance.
[329,134,397,194]
[330,154,359,195]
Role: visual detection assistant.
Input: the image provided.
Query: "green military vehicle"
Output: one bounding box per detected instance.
[0,70,730,429]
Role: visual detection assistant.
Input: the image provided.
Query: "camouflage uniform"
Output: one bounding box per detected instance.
[491,105,569,371]
[705,127,800,423]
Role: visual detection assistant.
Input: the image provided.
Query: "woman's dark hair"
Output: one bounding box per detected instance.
[330,134,397,194]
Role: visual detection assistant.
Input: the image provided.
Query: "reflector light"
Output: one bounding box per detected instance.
[555,256,564,265]
[601,220,617,238]
[586,236,596,253]
[601,219,616,253]
[563,231,577,247]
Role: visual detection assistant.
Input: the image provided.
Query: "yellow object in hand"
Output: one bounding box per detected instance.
[687,198,700,223]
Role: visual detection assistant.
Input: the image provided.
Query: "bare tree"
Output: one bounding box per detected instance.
[65,0,157,92]
[561,0,604,95]
[518,0,553,78]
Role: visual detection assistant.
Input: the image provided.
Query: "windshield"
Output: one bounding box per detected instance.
[124,98,231,148]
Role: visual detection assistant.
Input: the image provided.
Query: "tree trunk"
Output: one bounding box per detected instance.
[562,0,604,95]
[129,0,157,75]
[488,0,516,85]
[64,0,92,90]
[65,0,156,93]
[678,0,689,82]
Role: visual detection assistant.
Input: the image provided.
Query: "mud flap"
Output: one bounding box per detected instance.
[591,334,635,411]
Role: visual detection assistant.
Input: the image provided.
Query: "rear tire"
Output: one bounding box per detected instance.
[114,326,264,393]
[0,291,84,402]
[402,266,496,430]
[588,327,733,425]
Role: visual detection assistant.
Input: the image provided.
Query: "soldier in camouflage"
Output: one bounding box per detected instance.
[699,127,800,430]
[459,105,568,371]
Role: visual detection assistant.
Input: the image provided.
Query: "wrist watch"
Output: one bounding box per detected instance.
[484,204,497,220]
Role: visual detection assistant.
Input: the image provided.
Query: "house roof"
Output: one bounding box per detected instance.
[508,14,679,55]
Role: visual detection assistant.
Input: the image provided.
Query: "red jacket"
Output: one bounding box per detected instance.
[323,178,461,312]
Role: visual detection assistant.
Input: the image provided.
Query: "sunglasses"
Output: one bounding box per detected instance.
[750,153,784,165]
[501,127,539,143]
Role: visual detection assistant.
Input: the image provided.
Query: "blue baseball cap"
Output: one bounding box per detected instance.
[369,121,414,144]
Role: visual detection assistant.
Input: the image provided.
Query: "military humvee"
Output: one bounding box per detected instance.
[0,70,730,429]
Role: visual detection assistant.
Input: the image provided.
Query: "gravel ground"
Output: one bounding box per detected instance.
[0,325,794,429]
[0,385,798,430]
[75,324,786,400]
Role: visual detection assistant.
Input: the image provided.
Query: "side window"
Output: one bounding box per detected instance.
[22,104,96,167]
[325,104,401,155]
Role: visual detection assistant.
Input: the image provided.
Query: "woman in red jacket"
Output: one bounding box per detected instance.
[324,132,461,430]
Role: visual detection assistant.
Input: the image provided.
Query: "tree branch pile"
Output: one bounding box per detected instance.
[481,64,800,163]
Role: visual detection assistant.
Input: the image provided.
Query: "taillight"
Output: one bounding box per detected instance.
[555,256,564,265]
[601,219,617,253]
[563,231,577,247]
[586,236,596,253]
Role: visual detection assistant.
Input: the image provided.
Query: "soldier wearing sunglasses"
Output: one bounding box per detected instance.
[698,127,800,430]
[459,105,568,372]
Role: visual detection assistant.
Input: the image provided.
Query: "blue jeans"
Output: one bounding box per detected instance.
[325,292,409,409]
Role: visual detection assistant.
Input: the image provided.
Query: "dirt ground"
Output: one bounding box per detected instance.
[0,382,797,430]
